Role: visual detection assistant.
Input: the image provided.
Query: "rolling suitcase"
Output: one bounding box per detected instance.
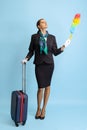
[11,63,28,127]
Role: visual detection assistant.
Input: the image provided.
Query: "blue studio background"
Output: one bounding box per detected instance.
[0,0,87,130]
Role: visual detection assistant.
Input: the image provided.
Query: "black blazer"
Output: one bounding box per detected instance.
[26,32,63,65]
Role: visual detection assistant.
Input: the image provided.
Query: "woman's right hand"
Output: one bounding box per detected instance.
[21,58,28,64]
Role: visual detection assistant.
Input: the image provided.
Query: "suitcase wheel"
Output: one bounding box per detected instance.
[22,121,26,125]
[15,122,19,127]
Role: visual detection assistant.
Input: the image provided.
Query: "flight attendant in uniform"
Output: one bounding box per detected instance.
[22,18,66,119]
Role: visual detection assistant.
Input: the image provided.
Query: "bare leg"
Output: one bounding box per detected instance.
[40,86,50,119]
[35,88,44,118]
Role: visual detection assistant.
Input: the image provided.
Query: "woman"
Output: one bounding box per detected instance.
[22,18,65,120]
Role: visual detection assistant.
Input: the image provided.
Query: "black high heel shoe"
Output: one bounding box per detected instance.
[35,115,41,119]
[40,110,45,120]
[35,109,41,119]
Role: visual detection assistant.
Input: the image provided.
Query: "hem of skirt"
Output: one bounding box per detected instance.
[38,84,50,88]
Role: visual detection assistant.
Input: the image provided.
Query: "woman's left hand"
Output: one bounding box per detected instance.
[61,45,65,51]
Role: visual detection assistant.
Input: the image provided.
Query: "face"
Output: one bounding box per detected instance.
[38,19,48,30]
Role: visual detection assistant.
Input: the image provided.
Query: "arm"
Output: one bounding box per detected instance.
[22,35,34,63]
[52,36,65,56]
[25,35,34,60]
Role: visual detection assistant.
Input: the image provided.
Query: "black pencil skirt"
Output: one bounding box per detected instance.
[35,62,54,88]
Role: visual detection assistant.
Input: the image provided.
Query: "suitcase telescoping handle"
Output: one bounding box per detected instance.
[22,63,26,93]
